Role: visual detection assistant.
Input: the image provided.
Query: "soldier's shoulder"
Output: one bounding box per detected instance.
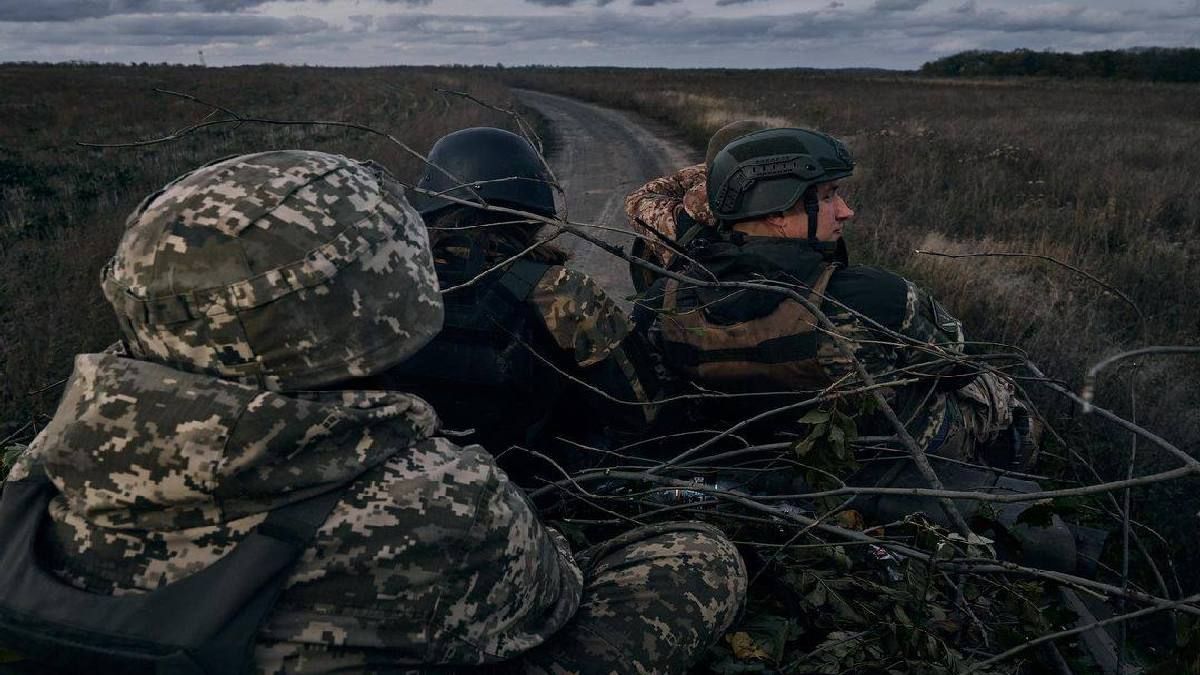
[826,264,909,329]
[531,265,617,312]
[529,265,633,366]
[675,163,707,185]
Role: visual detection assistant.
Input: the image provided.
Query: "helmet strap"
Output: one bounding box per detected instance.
[803,189,820,242]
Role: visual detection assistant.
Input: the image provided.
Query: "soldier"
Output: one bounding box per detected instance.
[625,120,769,292]
[0,151,746,673]
[380,127,661,477]
[629,127,1035,470]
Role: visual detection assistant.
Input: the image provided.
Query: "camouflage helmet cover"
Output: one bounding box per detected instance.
[707,127,855,223]
[102,150,444,391]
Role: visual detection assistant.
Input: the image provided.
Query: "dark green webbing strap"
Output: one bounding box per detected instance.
[495,259,550,303]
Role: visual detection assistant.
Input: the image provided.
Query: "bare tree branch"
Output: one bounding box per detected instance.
[914,247,1143,323]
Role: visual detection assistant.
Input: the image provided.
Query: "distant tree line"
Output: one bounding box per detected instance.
[921,47,1200,82]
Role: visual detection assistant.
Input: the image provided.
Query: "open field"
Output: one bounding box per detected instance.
[0,63,521,438]
[2,64,1199,672]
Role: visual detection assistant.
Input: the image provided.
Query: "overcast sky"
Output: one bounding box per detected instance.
[0,0,1197,69]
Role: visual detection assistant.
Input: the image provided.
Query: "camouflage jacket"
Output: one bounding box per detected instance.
[8,352,583,673]
[623,164,713,269]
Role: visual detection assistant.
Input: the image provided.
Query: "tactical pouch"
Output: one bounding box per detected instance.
[0,475,341,675]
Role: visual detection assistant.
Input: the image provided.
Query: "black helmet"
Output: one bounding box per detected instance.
[707,127,854,239]
[409,127,557,218]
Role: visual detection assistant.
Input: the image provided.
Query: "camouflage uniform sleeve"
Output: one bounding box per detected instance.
[895,281,1020,453]
[623,164,706,267]
[436,447,584,661]
[902,282,1020,439]
[897,280,966,359]
[529,266,660,427]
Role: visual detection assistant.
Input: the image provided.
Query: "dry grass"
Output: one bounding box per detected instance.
[0,63,520,434]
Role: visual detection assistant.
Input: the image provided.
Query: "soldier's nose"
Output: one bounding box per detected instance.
[837,199,855,220]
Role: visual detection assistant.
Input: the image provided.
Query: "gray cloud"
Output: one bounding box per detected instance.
[872,0,930,11]
[348,13,374,31]
[367,4,1169,53]
[524,0,615,6]
[0,0,441,22]
[113,14,325,36]
[1149,0,1200,18]
[0,0,302,22]
[0,0,151,22]
[0,0,1196,69]
[631,0,681,5]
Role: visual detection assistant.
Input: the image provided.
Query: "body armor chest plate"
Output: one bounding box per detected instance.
[659,264,836,393]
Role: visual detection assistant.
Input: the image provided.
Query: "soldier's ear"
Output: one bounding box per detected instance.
[763,212,790,234]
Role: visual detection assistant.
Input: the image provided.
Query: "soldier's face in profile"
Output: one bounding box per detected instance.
[776,181,855,241]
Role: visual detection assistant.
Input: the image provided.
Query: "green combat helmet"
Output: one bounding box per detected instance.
[101,150,443,391]
[707,127,854,241]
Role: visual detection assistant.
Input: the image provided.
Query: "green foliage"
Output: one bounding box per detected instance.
[1,444,25,481]
[703,518,1053,675]
[792,404,860,511]
[921,48,1200,82]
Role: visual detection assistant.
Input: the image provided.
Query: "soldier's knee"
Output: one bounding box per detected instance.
[585,521,747,633]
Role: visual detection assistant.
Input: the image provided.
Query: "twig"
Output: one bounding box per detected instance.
[435,87,568,220]
[438,230,566,294]
[914,248,1143,323]
[0,421,34,447]
[27,377,68,396]
[1026,361,1199,472]
[964,591,1200,673]
[1081,346,1200,413]
[78,88,488,208]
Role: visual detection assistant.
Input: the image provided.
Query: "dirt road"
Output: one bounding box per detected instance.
[516,89,699,306]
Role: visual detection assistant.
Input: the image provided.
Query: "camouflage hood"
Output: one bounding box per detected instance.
[32,351,437,531]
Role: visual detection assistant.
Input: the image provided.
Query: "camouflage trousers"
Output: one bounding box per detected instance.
[400,521,746,675]
[514,521,746,675]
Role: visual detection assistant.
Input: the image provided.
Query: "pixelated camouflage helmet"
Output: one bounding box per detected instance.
[408,127,557,218]
[707,127,854,225]
[101,150,444,391]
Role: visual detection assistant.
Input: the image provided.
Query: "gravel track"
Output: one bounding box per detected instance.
[515,89,699,307]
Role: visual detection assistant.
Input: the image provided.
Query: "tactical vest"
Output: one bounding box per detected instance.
[659,264,836,392]
[384,243,556,448]
[0,474,340,674]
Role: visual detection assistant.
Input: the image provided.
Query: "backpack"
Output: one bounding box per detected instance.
[0,474,340,675]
